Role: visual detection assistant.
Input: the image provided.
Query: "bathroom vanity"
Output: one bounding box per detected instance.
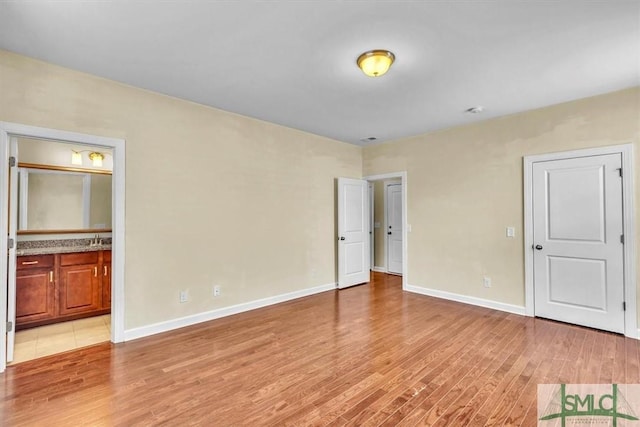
[16,244,111,330]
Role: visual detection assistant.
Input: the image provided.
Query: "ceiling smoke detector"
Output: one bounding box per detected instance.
[465,106,484,114]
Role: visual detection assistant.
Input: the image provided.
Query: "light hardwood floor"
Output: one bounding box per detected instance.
[1,272,639,426]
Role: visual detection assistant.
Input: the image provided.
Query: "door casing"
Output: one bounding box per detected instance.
[364,172,408,289]
[523,144,637,338]
[0,122,126,373]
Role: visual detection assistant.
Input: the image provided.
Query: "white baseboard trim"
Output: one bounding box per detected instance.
[124,282,337,342]
[405,283,526,316]
[372,266,386,273]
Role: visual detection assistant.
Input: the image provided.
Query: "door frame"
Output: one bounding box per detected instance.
[0,122,126,373]
[523,143,636,338]
[364,172,408,289]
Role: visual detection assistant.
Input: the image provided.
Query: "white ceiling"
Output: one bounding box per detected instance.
[0,1,638,146]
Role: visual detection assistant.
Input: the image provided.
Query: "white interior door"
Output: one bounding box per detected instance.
[369,183,374,271]
[386,183,403,275]
[337,178,370,289]
[6,137,18,362]
[533,154,624,333]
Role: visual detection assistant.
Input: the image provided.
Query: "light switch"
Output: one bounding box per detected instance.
[407,224,412,233]
[506,227,515,238]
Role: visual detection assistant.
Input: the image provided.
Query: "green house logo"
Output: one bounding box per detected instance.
[538,384,640,426]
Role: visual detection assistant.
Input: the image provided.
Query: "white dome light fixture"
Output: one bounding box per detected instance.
[357,50,395,77]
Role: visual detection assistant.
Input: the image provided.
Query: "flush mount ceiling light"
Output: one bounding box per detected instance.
[357,50,395,77]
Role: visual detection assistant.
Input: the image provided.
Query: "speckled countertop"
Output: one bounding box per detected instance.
[16,238,112,256]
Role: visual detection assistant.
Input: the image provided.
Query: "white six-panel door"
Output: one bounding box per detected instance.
[337,178,370,289]
[387,183,403,275]
[533,154,625,333]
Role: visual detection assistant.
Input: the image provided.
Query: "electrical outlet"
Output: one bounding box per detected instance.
[483,277,492,288]
[213,285,221,297]
[506,227,515,238]
[179,290,188,303]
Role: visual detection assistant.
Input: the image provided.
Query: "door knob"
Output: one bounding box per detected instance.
[535,245,543,250]
[339,236,345,241]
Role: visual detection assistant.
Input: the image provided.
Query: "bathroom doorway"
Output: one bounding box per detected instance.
[9,138,113,364]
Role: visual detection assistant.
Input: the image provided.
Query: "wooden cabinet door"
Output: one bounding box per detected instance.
[59,264,101,315]
[16,268,55,324]
[101,250,112,309]
[102,262,111,309]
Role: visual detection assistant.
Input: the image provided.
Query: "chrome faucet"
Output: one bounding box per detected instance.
[90,234,100,246]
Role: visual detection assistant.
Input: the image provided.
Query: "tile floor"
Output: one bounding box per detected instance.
[10,315,111,364]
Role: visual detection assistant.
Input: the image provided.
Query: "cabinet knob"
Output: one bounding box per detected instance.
[94,266,98,277]
[104,265,107,276]
[49,271,53,283]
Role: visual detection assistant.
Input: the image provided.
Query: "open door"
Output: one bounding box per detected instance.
[386,183,403,275]
[0,129,9,372]
[6,136,18,362]
[337,178,370,289]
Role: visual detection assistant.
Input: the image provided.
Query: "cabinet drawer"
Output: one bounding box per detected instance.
[60,251,99,266]
[17,255,55,270]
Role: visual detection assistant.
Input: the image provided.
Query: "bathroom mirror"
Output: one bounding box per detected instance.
[17,163,112,234]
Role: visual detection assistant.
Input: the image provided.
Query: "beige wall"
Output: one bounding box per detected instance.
[0,50,362,329]
[2,47,639,333]
[364,87,640,311]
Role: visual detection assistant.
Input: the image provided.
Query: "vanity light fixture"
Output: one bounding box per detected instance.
[71,150,83,165]
[357,49,395,77]
[89,152,104,167]
[71,149,108,167]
